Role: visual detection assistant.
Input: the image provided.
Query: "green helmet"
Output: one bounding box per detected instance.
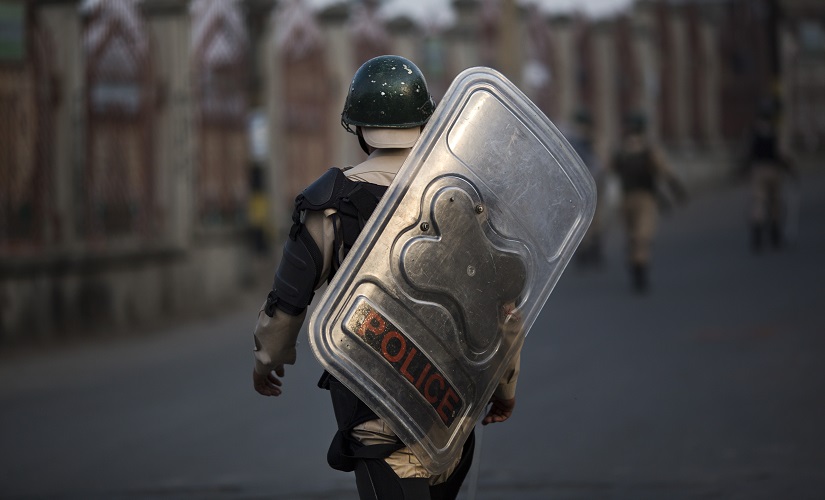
[341,55,435,134]
[623,112,647,135]
[573,107,592,126]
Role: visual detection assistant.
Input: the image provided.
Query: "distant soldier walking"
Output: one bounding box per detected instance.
[742,102,795,252]
[610,114,687,293]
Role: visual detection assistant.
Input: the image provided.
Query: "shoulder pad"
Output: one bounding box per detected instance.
[301,168,349,208]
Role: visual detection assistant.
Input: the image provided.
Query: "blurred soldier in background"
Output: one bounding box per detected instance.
[741,101,796,252]
[250,55,521,500]
[610,113,687,293]
[567,108,604,268]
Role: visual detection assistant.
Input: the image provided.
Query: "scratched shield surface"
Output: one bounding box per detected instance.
[309,67,596,474]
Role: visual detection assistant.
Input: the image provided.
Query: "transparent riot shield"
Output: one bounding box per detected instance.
[309,67,596,473]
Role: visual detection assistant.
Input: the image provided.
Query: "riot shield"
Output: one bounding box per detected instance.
[309,67,596,473]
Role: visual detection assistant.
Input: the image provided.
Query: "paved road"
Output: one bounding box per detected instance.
[2,170,824,499]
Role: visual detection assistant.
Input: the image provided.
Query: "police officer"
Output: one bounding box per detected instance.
[610,113,686,293]
[251,55,521,499]
[742,101,794,252]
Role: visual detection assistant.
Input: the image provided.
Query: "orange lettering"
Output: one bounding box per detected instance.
[399,347,419,383]
[424,374,445,404]
[415,363,432,389]
[358,310,386,338]
[436,388,460,425]
[381,331,406,363]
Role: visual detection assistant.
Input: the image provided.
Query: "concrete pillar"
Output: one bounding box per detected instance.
[39,3,83,253]
[496,0,523,87]
[593,22,619,160]
[142,1,193,250]
[701,18,723,150]
[670,9,691,149]
[552,17,577,126]
[318,5,360,170]
[632,2,659,144]
[261,6,286,234]
[448,0,482,73]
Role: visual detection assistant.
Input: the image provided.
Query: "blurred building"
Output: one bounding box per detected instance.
[1,0,823,344]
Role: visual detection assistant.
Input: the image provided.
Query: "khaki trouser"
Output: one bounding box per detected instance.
[750,163,783,224]
[351,419,460,486]
[622,191,657,265]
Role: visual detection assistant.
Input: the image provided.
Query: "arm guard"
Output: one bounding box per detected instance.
[264,167,386,317]
[265,224,324,317]
[264,169,344,317]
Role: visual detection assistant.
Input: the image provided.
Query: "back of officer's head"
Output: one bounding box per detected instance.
[341,55,435,150]
[623,112,647,137]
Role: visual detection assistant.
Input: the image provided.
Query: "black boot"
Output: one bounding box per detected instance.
[631,263,648,294]
[751,223,763,253]
[769,221,783,249]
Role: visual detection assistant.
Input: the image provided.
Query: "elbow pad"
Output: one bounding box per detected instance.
[266,229,323,317]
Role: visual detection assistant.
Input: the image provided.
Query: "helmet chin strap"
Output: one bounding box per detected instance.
[356,127,373,155]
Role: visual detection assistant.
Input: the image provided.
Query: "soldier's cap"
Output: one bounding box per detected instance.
[362,126,421,149]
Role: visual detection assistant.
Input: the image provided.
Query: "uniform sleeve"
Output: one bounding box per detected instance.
[652,146,688,201]
[253,307,306,374]
[651,146,674,177]
[493,308,525,400]
[494,350,521,400]
[252,210,335,374]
